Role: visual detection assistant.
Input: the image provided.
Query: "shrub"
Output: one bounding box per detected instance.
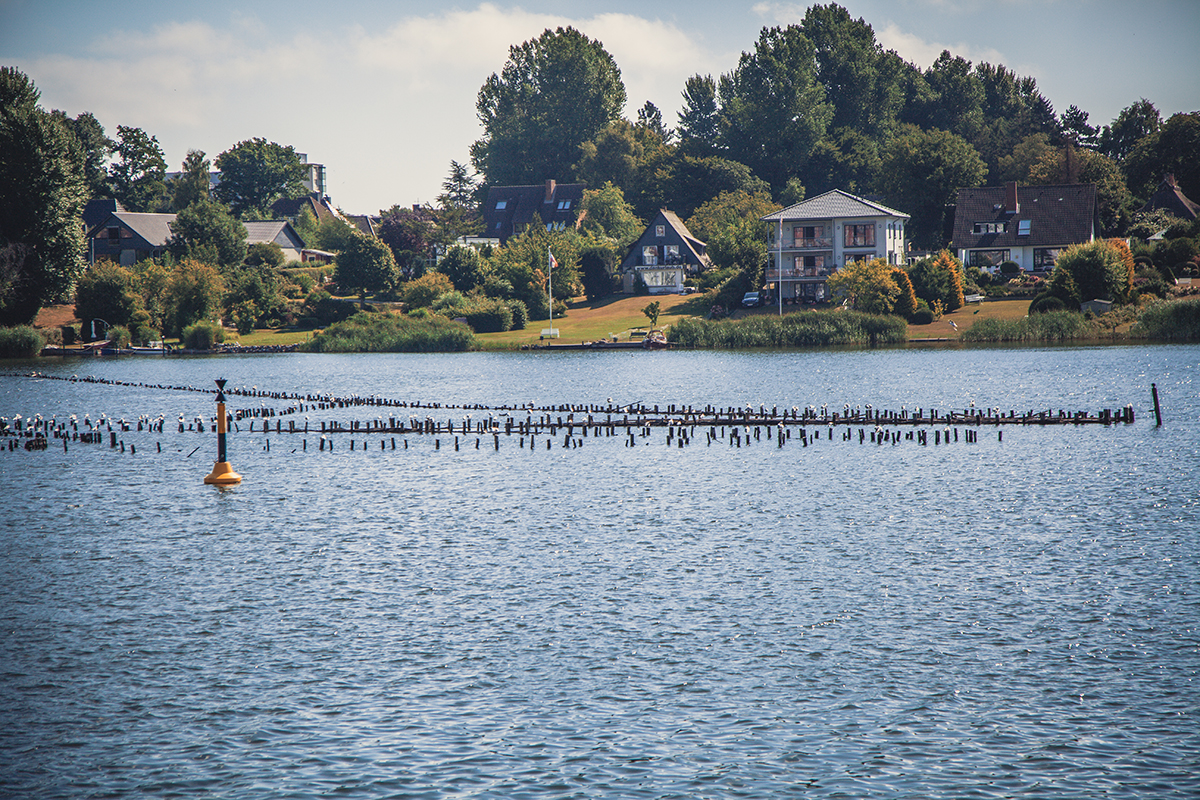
[300,311,475,352]
[667,310,907,348]
[0,325,46,358]
[107,325,131,348]
[999,260,1020,276]
[910,307,934,325]
[1129,297,1200,341]
[1028,293,1066,314]
[182,321,226,350]
[507,299,528,330]
[960,311,1095,342]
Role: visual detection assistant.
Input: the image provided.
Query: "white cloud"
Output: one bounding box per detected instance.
[876,22,1008,70]
[25,4,732,213]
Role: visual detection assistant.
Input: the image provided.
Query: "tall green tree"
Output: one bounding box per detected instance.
[437,245,488,293]
[472,26,626,185]
[912,51,985,143]
[579,182,642,248]
[827,257,899,314]
[1098,99,1160,163]
[1053,240,1131,302]
[676,74,721,156]
[334,231,400,306]
[171,149,212,211]
[168,198,248,267]
[54,111,112,197]
[801,4,900,137]
[164,258,225,337]
[1123,112,1200,201]
[74,261,141,328]
[0,67,88,324]
[718,25,833,193]
[108,125,169,211]
[214,138,305,218]
[1028,147,1133,235]
[491,224,581,319]
[880,124,987,248]
[377,207,435,280]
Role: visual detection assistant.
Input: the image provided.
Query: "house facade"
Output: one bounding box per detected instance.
[86,212,175,265]
[481,180,584,245]
[620,210,712,294]
[243,220,308,262]
[761,190,909,303]
[951,182,1097,273]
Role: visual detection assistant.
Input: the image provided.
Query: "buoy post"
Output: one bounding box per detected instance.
[204,378,242,485]
[1151,383,1162,427]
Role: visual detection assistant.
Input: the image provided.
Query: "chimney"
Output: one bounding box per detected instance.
[1005,181,1020,214]
[1165,173,1178,188]
[545,179,556,203]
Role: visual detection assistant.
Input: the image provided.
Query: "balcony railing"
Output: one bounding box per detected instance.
[766,267,835,280]
[790,236,832,249]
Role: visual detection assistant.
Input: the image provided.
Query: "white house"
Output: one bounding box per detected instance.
[761,190,909,303]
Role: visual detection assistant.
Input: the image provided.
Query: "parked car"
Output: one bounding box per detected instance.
[741,292,761,307]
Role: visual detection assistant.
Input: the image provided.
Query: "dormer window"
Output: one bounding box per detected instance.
[973,222,1007,234]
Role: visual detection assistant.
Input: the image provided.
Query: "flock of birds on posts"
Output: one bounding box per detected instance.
[1,371,1139,458]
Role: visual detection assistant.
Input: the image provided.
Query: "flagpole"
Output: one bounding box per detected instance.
[548,246,552,329]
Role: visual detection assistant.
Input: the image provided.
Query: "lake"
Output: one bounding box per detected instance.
[1,345,1197,798]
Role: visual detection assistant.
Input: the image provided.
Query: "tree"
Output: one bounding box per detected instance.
[437,245,487,293]
[491,225,581,319]
[1059,104,1098,149]
[109,125,169,211]
[1052,239,1131,302]
[164,258,225,337]
[74,261,141,328]
[168,198,248,267]
[636,101,671,143]
[801,4,899,137]
[575,119,645,194]
[225,263,285,329]
[891,267,919,318]
[996,133,1054,183]
[214,138,305,218]
[642,300,661,329]
[401,271,454,310]
[472,26,626,185]
[1123,112,1200,201]
[335,231,399,305]
[377,206,435,280]
[171,149,212,211]
[914,51,985,143]
[906,250,965,311]
[245,241,285,268]
[0,67,88,324]
[440,160,479,210]
[579,182,642,248]
[1099,99,1160,163]
[880,124,987,248]
[677,74,721,156]
[685,189,779,243]
[579,240,618,300]
[826,258,899,314]
[718,25,833,193]
[55,111,112,197]
[635,152,768,222]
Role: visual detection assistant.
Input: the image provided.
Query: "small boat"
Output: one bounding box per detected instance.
[642,330,668,349]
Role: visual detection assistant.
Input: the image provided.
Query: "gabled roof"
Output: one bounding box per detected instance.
[620,209,712,272]
[658,210,710,266]
[88,212,176,247]
[1139,174,1199,221]
[482,180,584,243]
[951,183,1097,249]
[271,193,340,224]
[761,189,909,222]
[243,220,306,249]
[82,197,125,232]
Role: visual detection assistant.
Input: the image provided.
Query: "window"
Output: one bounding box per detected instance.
[106,227,120,241]
[972,221,1007,234]
[1033,248,1060,270]
[642,245,658,266]
[664,244,680,264]
[969,249,1010,268]
[792,225,828,248]
[793,255,826,276]
[655,225,665,237]
[494,200,507,210]
[1017,219,1031,236]
[557,200,571,211]
[844,224,875,247]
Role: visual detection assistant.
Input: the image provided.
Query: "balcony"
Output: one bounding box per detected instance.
[790,236,832,249]
[766,266,835,281]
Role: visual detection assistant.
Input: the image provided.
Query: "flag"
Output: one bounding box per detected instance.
[948,320,958,330]
[548,250,558,272]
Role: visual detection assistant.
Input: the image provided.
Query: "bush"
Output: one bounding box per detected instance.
[182,321,226,350]
[0,325,46,358]
[107,325,131,348]
[960,311,1095,342]
[1129,297,1200,341]
[910,307,934,325]
[999,260,1020,276]
[300,311,475,352]
[463,298,514,333]
[507,299,528,330]
[1028,293,1066,314]
[667,310,907,348]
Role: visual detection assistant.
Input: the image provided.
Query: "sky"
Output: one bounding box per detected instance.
[2,0,1197,215]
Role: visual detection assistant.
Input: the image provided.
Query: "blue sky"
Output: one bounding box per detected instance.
[2,0,1196,214]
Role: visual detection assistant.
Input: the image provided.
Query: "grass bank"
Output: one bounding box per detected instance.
[300,312,475,353]
[669,310,908,348]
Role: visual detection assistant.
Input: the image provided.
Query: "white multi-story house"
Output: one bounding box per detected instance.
[761,190,909,303]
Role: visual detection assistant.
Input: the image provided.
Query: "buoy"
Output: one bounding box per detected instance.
[204,379,242,485]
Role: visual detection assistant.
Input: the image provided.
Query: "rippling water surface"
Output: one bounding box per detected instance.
[2,346,1198,798]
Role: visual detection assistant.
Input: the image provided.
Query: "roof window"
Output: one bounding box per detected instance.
[1017,219,1031,236]
[495,200,507,210]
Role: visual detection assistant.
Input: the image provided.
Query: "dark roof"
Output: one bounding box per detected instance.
[86,212,176,248]
[482,180,584,244]
[82,198,125,232]
[762,189,908,222]
[620,209,712,273]
[951,184,1097,250]
[1139,175,1199,221]
[271,193,340,224]
[243,221,306,250]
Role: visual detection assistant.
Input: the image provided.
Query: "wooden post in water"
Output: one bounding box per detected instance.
[1152,383,1162,427]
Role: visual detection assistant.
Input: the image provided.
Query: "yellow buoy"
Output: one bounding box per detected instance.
[204,378,242,485]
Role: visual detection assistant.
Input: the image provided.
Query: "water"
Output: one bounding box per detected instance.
[2,346,1198,798]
